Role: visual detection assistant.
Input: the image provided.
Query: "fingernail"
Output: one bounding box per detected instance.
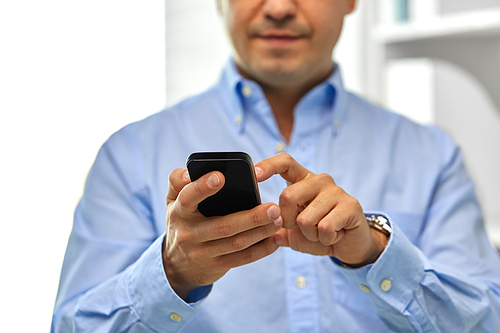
[255,166,262,177]
[275,234,282,246]
[184,170,190,180]
[274,216,283,228]
[267,205,280,220]
[207,173,220,187]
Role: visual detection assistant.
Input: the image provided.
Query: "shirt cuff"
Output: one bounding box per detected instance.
[334,215,425,311]
[127,234,211,332]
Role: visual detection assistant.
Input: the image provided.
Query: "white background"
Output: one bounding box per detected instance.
[0,1,166,331]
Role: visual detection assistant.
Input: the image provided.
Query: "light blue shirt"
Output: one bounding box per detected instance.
[52,60,500,332]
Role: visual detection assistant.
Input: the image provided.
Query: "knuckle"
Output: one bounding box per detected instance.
[345,195,360,209]
[280,188,295,206]
[215,218,233,237]
[175,227,192,245]
[296,215,313,227]
[318,222,333,236]
[230,235,247,251]
[260,224,273,239]
[241,249,259,265]
[283,153,294,163]
[316,173,332,182]
[250,209,263,227]
[276,152,288,159]
[186,247,202,263]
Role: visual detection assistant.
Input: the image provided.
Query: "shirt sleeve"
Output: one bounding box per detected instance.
[336,146,500,332]
[51,127,209,333]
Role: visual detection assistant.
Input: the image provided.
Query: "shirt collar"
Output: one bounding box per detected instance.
[217,59,349,136]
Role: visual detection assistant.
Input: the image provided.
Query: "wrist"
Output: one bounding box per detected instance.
[338,216,390,268]
[367,227,389,263]
[162,236,197,301]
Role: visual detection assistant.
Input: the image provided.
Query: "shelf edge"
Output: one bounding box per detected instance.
[373,7,500,44]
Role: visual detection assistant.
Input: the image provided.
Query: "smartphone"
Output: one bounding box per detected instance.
[186,151,261,217]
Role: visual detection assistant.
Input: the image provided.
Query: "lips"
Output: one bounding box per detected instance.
[260,34,300,40]
[248,21,312,47]
[261,30,300,37]
[256,31,303,45]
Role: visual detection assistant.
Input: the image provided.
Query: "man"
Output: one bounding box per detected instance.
[52,0,500,332]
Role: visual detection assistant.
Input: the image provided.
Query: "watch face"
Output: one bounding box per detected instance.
[366,215,391,237]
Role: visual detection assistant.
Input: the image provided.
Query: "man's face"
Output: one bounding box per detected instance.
[218,0,356,87]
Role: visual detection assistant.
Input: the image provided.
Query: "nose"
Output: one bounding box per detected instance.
[263,0,297,22]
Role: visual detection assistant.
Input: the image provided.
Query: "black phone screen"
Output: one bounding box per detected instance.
[186,152,262,217]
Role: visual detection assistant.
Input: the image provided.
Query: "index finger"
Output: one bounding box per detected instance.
[166,168,191,204]
[254,153,310,184]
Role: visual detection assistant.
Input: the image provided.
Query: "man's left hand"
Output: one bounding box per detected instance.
[255,153,388,267]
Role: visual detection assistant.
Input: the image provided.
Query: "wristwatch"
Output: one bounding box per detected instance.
[366,214,392,237]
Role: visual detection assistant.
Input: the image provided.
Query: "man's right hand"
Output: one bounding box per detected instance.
[163,168,283,301]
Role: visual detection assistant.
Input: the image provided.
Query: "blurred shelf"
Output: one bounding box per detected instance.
[372,7,500,44]
[366,3,500,240]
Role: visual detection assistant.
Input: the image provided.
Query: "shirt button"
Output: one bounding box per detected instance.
[295,276,307,289]
[275,142,286,153]
[381,279,392,292]
[242,85,252,97]
[360,285,371,293]
[170,313,183,322]
[235,115,242,124]
[334,118,341,127]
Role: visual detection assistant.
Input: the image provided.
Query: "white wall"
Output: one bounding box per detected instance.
[335,1,369,96]
[165,1,230,106]
[0,1,166,331]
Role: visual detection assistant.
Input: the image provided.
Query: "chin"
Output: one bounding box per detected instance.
[252,58,306,80]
